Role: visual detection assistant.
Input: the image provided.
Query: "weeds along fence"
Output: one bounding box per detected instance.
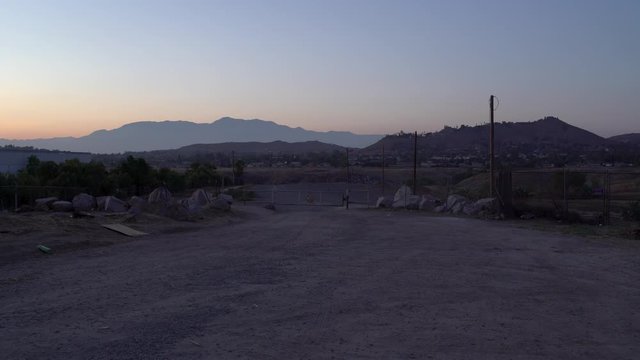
[510,169,640,224]
[244,166,489,205]
[245,184,375,207]
[0,185,87,211]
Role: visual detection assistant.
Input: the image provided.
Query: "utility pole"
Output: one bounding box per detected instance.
[489,95,495,198]
[381,144,385,196]
[231,151,236,186]
[345,147,350,209]
[413,131,418,195]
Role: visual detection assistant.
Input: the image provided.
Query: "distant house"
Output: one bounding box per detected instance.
[0,149,92,174]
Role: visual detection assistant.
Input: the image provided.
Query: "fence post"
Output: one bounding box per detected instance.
[602,170,611,225]
[563,168,568,220]
[602,172,607,225]
[607,172,612,225]
[14,184,18,212]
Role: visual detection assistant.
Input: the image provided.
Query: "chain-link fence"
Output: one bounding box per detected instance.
[0,185,87,211]
[233,165,482,208]
[511,169,640,225]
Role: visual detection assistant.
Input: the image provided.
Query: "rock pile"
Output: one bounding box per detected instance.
[31,185,233,221]
[376,186,499,218]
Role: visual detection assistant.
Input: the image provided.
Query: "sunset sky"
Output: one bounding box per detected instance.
[1,0,639,139]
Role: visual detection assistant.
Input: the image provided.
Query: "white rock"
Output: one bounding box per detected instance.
[35,197,58,211]
[96,196,108,210]
[445,194,468,212]
[189,189,212,207]
[72,193,96,211]
[405,195,421,210]
[393,185,412,204]
[51,201,73,212]
[212,198,231,211]
[376,196,392,208]
[127,196,147,216]
[103,196,128,213]
[149,186,172,204]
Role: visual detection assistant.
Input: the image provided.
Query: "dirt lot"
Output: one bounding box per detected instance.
[1,206,639,359]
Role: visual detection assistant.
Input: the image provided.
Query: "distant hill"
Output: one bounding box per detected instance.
[179,140,342,154]
[143,140,343,157]
[92,140,346,168]
[362,117,607,154]
[608,133,640,145]
[0,117,383,154]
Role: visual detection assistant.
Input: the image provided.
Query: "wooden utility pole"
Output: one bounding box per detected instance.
[345,147,350,209]
[231,151,236,186]
[381,144,385,196]
[413,131,418,195]
[489,95,495,197]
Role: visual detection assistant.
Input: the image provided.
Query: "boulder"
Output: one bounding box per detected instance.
[405,195,421,210]
[419,194,439,211]
[445,194,468,212]
[72,193,96,212]
[103,196,128,213]
[474,198,498,213]
[189,189,212,208]
[180,198,203,214]
[159,202,192,221]
[433,205,446,213]
[51,201,73,212]
[376,196,392,208]
[451,201,466,214]
[462,198,498,216]
[392,185,419,208]
[211,198,231,211]
[128,196,147,211]
[35,197,58,211]
[462,203,482,216]
[393,185,412,204]
[218,193,233,205]
[149,186,172,204]
[96,196,108,210]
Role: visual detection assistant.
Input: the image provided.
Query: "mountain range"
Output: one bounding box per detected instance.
[1,116,637,157]
[0,117,383,154]
[362,117,638,154]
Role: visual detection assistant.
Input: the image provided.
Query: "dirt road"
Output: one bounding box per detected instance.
[1,207,639,359]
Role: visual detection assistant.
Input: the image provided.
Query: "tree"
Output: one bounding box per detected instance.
[115,156,156,195]
[157,168,186,192]
[185,163,219,188]
[233,160,245,185]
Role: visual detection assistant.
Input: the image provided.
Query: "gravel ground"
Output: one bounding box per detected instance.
[1,207,639,359]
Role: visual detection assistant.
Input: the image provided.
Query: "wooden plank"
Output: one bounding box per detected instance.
[101,224,148,237]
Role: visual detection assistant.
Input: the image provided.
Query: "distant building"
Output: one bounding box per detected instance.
[0,149,92,174]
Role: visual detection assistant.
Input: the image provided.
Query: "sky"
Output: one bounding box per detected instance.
[1,0,639,139]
